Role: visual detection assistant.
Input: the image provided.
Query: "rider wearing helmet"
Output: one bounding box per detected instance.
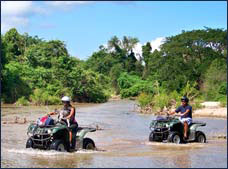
[48,96,78,148]
[168,96,192,140]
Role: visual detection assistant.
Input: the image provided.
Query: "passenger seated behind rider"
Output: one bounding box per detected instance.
[168,96,192,140]
[47,96,78,148]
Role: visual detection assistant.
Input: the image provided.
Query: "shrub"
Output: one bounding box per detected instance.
[15,96,29,106]
[151,93,171,112]
[218,95,227,107]
[137,93,153,107]
[69,69,110,103]
[120,81,154,98]
[203,58,226,100]
[181,81,199,100]
[120,89,133,98]
[218,82,227,95]
[169,90,181,106]
[192,99,204,110]
[117,72,141,90]
[30,88,61,105]
[87,87,109,103]
[46,95,62,105]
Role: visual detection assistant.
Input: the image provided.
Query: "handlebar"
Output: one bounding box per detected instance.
[55,119,67,125]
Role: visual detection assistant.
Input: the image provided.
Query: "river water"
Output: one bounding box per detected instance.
[1,100,227,168]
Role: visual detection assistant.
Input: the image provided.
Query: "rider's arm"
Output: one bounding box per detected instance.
[181,109,190,117]
[168,106,180,115]
[47,111,57,116]
[65,107,75,119]
[168,110,176,115]
[47,108,59,116]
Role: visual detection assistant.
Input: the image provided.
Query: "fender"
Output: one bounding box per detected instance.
[188,122,206,141]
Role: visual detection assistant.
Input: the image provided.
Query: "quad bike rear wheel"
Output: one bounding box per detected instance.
[195,131,206,143]
[83,138,95,150]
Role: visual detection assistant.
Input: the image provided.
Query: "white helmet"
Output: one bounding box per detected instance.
[61,96,70,102]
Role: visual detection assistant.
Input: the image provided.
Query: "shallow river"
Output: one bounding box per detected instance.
[1,100,227,168]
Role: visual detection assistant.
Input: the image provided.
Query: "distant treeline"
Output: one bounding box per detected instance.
[1,28,227,109]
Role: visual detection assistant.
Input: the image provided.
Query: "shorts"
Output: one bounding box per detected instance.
[178,117,192,125]
[69,122,78,133]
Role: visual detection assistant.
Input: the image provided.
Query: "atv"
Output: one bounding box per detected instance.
[26,119,96,152]
[149,115,206,144]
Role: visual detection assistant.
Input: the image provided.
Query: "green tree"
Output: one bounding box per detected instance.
[142,42,152,67]
[203,58,226,100]
[109,63,124,94]
[153,27,227,92]
[3,28,24,62]
[2,62,31,103]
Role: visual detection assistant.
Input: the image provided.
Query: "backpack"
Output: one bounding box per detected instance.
[37,116,54,126]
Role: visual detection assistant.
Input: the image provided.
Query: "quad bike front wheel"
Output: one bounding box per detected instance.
[149,131,155,141]
[83,138,95,150]
[50,139,67,152]
[168,131,182,144]
[195,131,206,143]
[26,138,34,148]
[149,131,162,142]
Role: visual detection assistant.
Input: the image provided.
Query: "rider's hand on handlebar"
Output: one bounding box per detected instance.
[168,111,173,115]
[174,113,181,117]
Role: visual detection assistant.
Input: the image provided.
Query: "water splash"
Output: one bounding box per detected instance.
[7,148,105,156]
[143,141,206,148]
[7,148,68,156]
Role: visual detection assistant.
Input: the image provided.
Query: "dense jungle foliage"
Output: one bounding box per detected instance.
[1,28,227,110]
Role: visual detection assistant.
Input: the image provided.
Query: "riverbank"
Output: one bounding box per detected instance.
[192,101,226,118]
[1,102,99,124]
[1,100,227,123]
[193,107,227,118]
[137,101,227,119]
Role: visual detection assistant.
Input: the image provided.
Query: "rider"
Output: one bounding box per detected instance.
[48,96,78,148]
[168,96,192,140]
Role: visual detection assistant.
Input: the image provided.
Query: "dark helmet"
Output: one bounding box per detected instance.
[181,96,189,103]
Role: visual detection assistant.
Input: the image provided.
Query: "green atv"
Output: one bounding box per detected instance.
[149,115,206,144]
[26,120,96,152]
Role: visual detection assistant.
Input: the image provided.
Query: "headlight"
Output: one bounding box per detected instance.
[27,132,33,137]
[47,129,52,134]
[150,127,155,131]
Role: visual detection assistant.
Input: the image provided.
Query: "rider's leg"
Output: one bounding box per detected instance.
[69,131,72,144]
[69,123,78,148]
[183,121,188,138]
